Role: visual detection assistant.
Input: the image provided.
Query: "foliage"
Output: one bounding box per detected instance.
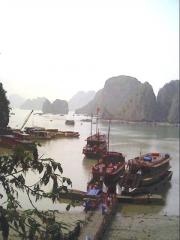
[0,145,72,239]
[0,82,10,128]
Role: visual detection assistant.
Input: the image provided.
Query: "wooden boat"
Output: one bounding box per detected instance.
[83,111,107,159]
[24,127,52,140]
[0,134,33,148]
[83,133,107,159]
[120,170,172,195]
[80,119,92,122]
[63,131,79,137]
[103,152,126,186]
[127,152,171,177]
[119,152,172,195]
[65,120,75,125]
[54,131,80,138]
[46,128,59,138]
[91,151,125,186]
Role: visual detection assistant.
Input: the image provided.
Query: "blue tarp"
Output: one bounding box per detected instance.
[144,156,152,161]
[86,188,101,196]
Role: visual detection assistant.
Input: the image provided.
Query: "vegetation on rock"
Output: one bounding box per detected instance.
[0,82,10,128]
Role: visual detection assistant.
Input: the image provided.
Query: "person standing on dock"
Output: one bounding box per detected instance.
[101,202,107,215]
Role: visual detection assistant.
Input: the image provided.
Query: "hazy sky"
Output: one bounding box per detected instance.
[0,0,179,101]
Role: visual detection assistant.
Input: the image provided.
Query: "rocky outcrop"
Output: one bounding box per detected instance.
[157,80,179,123]
[68,91,96,110]
[21,97,47,110]
[76,75,157,122]
[42,99,68,114]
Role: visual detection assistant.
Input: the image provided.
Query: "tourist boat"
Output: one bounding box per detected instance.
[126,152,171,177]
[24,127,52,140]
[65,120,75,125]
[119,152,172,195]
[91,120,125,185]
[83,133,107,159]
[83,111,107,158]
[91,151,125,186]
[103,151,126,186]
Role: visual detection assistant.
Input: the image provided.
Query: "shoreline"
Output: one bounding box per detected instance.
[99,119,179,127]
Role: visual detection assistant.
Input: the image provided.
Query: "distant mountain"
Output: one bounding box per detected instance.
[157,80,179,123]
[68,91,96,110]
[42,99,68,114]
[21,97,47,110]
[76,75,157,122]
[8,94,25,108]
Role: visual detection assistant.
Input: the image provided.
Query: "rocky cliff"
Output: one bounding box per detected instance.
[21,97,47,110]
[68,91,96,110]
[157,80,179,123]
[76,75,157,122]
[42,99,68,114]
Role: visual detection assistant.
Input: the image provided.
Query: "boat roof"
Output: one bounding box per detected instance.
[13,131,30,136]
[128,153,170,167]
[86,134,106,142]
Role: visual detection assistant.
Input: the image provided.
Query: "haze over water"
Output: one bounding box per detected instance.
[1,108,179,215]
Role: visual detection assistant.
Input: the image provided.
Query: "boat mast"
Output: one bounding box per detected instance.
[90,114,93,138]
[107,120,111,152]
[96,107,99,135]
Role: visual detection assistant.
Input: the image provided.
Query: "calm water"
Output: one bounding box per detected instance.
[0,109,179,216]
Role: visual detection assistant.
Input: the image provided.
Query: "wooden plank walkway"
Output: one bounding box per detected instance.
[59,189,164,205]
[78,210,103,240]
[78,200,118,240]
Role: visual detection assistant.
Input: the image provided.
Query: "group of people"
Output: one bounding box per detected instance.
[83,181,116,215]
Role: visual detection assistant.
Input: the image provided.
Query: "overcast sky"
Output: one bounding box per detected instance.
[0,0,179,101]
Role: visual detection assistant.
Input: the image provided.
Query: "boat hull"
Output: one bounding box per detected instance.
[122,171,173,195]
[104,165,125,186]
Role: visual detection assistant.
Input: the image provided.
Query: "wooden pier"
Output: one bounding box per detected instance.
[78,199,118,240]
[58,189,164,239]
[59,189,164,204]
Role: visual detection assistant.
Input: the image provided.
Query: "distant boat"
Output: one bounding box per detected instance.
[80,119,92,122]
[83,133,107,159]
[24,127,52,140]
[83,110,107,159]
[65,120,75,125]
[55,131,80,138]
